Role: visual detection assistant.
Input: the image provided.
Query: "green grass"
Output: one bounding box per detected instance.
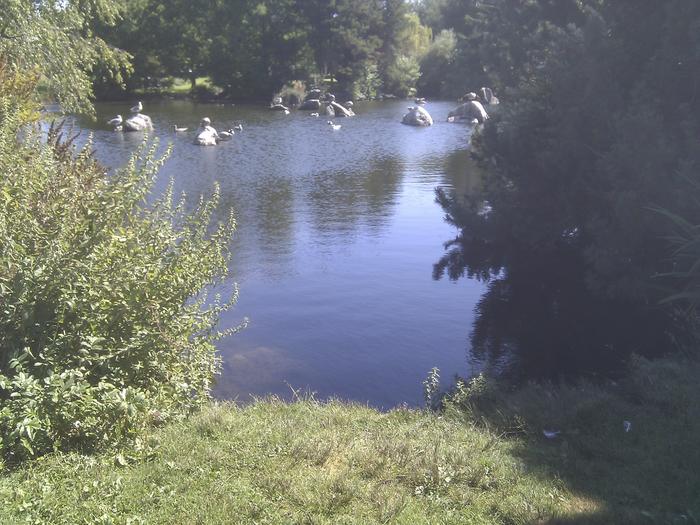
[169,76,215,94]
[131,77,220,97]
[2,357,699,524]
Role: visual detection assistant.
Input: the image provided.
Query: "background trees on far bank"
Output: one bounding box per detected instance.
[93,0,435,100]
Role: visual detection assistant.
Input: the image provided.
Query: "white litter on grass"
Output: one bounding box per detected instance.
[543,430,561,439]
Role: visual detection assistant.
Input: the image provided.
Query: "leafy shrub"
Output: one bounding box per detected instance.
[0,108,240,464]
[384,55,420,98]
[351,63,382,101]
[276,80,306,107]
[417,29,457,98]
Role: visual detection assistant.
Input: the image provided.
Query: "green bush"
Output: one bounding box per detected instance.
[384,54,420,98]
[276,80,306,107]
[416,29,457,98]
[0,107,240,465]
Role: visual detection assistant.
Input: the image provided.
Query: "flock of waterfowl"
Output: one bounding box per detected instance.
[106,87,498,146]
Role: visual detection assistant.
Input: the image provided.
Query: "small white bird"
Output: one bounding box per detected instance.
[310,112,319,117]
[172,125,188,132]
[130,101,143,113]
[327,120,341,130]
[107,114,123,127]
[234,124,243,131]
[284,109,290,115]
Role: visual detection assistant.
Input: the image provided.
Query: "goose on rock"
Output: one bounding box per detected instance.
[130,101,143,113]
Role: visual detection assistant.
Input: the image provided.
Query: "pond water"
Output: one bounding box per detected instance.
[77,99,484,408]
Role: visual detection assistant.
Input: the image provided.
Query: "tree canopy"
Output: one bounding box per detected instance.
[92,0,435,99]
[0,0,131,114]
[429,0,700,374]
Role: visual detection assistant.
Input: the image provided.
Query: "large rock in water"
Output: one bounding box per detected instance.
[299,99,321,110]
[447,101,489,123]
[123,113,153,132]
[328,101,354,117]
[307,88,322,100]
[402,106,433,127]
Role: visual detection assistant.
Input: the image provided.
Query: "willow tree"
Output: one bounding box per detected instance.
[0,0,131,114]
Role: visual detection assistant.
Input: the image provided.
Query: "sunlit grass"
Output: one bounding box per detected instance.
[2,357,699,524]
[169,76,215,94]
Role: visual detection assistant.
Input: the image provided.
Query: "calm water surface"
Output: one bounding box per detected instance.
[80,100,484,408]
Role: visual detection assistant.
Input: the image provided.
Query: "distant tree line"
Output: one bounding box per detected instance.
[92,0,434,100]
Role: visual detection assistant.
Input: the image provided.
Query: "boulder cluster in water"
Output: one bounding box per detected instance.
[106,86,499,145]
[292,90,355,118]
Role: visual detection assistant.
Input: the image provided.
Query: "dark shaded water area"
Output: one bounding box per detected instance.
[73,100,485,408]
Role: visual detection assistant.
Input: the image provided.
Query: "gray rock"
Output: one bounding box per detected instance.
[123,113,153,132]
[329,101,354,117]
[447,101,489,123]
[299,99,321,110]
[402,106,433,127]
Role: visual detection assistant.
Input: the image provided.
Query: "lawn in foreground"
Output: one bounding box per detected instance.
[1,357,698,524]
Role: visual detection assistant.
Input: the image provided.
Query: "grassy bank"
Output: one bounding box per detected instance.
[1,357,699,524]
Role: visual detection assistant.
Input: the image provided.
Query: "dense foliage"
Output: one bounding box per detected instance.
[0,108,238,463]
[0,3,239,464]
[0,0,131,114]
[93,0,433,100]
[426,0,700,372]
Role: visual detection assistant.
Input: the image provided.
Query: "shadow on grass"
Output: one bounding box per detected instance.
[444,355,700,524]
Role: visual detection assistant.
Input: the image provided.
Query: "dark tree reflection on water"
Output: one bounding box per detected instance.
[434,187,674,383]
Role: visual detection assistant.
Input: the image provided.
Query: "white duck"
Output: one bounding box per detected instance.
[327,120,341,130]
[310,112,319,117]
[107,114,123,127]
[234,124,243,131]
[172,125,188,132]
[218,129,235,140]
[130,101,143,113]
